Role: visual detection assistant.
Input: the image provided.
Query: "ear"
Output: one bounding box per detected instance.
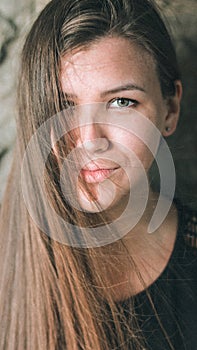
[162,80,182,137]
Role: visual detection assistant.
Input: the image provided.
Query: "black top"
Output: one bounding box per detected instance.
[116,202,197,349]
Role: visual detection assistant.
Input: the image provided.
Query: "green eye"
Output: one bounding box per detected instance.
[109,98,137,108]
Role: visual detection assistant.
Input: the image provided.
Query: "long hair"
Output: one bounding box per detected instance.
[0,0,181,349]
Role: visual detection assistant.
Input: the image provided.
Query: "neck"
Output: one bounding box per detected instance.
[92,192,178,301]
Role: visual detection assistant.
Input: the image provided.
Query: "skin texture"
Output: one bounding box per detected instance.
[56,37,182,299]
[59,37,181,212]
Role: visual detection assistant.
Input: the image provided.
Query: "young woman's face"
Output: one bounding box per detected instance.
[59,37,171,215]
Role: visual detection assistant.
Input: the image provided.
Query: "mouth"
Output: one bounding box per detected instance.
[80,167,119,183]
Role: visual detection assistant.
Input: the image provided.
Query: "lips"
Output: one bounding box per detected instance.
[80,167,119,183]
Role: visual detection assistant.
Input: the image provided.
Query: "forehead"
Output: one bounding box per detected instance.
[60,37,158,95]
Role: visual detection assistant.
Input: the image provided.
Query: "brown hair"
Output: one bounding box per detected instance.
[0,0,180,349]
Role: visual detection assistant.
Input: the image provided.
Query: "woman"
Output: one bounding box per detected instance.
[0,0,196,349]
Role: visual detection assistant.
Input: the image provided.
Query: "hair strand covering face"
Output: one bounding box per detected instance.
[0,0,180,349]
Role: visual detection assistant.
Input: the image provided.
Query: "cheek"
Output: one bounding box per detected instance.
[134,143,154,171]
[114,132,154,170]
[147,100,168,131]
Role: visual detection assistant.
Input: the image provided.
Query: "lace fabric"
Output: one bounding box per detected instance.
[182,206,197,249]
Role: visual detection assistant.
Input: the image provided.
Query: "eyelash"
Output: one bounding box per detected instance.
[108,97,139,109]
[62,100,75,109]
[62,97,139,109]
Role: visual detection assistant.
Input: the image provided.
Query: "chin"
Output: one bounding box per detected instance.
[77,179,130,218]
[77,179,116,213]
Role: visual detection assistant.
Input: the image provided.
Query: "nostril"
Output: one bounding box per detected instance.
[82,137,110,154]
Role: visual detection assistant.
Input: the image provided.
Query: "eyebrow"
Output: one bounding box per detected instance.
[62,83,146,99]
[100,83,146,97]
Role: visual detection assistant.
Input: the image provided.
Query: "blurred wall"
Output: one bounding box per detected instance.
[0,0,49,201]
[0,0,196,207]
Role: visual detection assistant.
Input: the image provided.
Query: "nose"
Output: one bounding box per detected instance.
[75,105,110,154]
[85,137,111,154]
[77,123,109,154]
